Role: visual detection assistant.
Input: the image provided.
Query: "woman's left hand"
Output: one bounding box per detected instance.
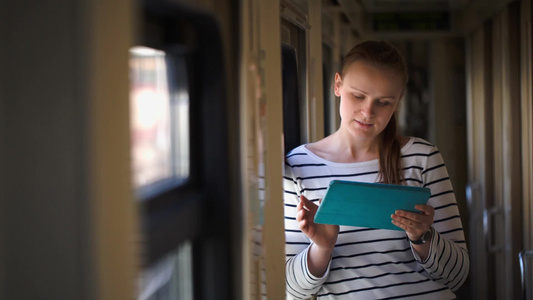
[391,204,434,241]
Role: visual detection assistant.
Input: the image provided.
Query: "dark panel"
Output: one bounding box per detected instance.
[282,43,302,154]
[1,0,91,299]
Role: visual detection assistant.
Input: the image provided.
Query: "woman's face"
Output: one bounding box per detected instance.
[334,61,404,144]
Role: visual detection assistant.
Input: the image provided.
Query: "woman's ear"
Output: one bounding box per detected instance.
[334,72,342,97]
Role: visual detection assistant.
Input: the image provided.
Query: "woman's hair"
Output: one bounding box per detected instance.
[340,40,408,185]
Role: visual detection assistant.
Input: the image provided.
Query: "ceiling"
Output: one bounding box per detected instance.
[359,0,471,12]
[332,0,512,39]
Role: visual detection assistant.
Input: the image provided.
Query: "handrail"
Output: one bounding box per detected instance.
[519,250,533,300]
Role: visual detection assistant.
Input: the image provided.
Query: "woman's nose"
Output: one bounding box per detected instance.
[360,101,374,117]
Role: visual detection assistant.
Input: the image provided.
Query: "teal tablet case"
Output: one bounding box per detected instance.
[314,180,431,231]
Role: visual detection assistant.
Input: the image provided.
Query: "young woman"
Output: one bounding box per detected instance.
[284,41,469,299]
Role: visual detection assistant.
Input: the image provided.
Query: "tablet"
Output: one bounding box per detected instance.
[314,180,431,231]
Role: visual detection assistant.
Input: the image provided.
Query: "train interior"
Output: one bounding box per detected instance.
[1,0,533,299]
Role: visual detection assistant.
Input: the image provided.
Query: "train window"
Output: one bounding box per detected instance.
[129,45,197,300]
[129,46,190,197]
[132,1,234,299]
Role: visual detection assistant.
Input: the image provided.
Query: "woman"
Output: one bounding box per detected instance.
[284,41,469,299]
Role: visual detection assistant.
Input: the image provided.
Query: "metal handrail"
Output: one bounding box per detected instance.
[519,250,533,300]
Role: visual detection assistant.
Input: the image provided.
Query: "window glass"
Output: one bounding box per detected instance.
[138,241,193,300]
[129,46,190,193]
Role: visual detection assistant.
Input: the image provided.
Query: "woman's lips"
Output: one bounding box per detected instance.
[356,120,373,128]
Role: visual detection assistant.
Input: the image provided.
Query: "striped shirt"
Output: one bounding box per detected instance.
[284,137,469,299]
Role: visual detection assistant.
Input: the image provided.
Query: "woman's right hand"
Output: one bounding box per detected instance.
[297,195,339,251]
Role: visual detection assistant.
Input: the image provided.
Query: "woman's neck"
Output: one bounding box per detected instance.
[307,130,380,163]
[334,130,380,161]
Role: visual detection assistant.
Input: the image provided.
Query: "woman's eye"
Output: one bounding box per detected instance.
[377,101,391,106]
[353,94,364,100]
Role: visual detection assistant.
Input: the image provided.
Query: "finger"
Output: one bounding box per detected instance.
[297,199,304,211]
[297,206,312,221]
[300,195,311,205]
[300,195,318,212]
[393,214,419,228]
[398,209,434,230]
[299,219,310,233]
[299,218,307,229]
[394,210,423,223]
[397,209,434,226]
[414,204,434,216]
[299,195,307,207]
[392,218,424,238]
[297,207,305,221]
[391,218,410,232]
[392,213,429,232]
[393,211,433,236]
[297,196,311,212]
[393,220,416,233]
[299,215,317,236]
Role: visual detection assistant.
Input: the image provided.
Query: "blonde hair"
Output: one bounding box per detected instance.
[340,41,408,185]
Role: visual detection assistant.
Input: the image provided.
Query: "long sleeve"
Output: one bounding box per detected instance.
[284,162,330,299]
[411,146,470,291]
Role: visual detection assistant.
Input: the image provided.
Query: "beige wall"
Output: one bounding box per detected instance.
[308,0,325,141]
[240,0,286,298]
[259,0,286,298]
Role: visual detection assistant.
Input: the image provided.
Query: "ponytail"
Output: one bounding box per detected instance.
[378,113,403,185]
